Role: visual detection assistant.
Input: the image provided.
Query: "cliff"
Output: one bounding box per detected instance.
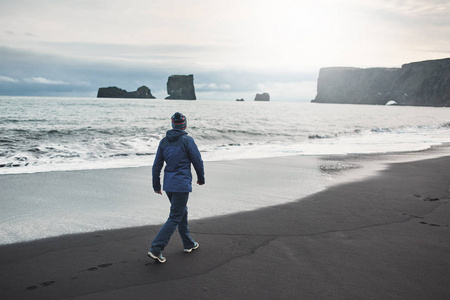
[165,75,196,100]
[97,86,155,99]
[312,58,450,106]
[255,93,270,101]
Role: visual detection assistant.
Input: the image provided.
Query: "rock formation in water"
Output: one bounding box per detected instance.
[312,58,450,106]
[97,86,156,99]
[255,93,270,101]
[165,75,196,100]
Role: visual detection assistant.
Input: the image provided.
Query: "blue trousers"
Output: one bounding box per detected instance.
[150,192,196,254]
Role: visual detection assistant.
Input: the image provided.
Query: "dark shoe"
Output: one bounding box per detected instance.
[147,251,166,263]
[184,242,199,253]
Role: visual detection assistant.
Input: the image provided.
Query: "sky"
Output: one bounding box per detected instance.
[0,0,449,101]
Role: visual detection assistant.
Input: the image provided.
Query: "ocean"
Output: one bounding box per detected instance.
[1,96,449,245]
[1,96,449,174]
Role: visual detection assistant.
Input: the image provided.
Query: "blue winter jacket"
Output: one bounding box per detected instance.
[152,129,205,193]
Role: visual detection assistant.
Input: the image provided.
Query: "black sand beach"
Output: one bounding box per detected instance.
[1,155,450,299]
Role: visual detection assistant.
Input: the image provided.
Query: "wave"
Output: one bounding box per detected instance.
[1,98,449,175]
[308,134,336,139]
[307,121,450,141]
[3,126,158,141]
[0,118,49,124]
[0,138,15,144]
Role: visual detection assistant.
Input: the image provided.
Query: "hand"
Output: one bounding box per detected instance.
[197,181,205,185]
[155,190,162,195]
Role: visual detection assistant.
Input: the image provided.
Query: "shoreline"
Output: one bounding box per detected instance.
[1,141,449,175]
[1,140,450,176]
[1,145,450,246]
[1,154,449,299]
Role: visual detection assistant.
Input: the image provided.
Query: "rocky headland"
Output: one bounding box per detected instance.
[312,58,450,106]
[97,86,155,99]
[165,75,196,100]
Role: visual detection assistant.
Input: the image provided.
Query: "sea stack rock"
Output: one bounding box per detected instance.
[312,58,450,106]
[97,86,156,98]
[255,93,270,101]
[165,74,196,100]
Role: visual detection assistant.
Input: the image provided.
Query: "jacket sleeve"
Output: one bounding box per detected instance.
[188,138,205,184]
[152,144,164,191]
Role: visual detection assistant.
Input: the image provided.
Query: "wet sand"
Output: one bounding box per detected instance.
[1,156,450,299]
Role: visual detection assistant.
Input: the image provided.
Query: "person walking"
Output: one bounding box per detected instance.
[148,112,205,263]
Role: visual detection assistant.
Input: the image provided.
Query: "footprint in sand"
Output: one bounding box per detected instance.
[420,221,441,227]
[413,194,441,202]
[26,281,55,291]
[424,197,440,201]
[87,263,113,271]
[40,281,55,287]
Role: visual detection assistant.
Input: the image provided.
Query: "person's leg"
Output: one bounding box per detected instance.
[177,202,196,249]
[150,192,188,254]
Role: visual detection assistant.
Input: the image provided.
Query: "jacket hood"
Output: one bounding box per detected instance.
[166,129,188,142]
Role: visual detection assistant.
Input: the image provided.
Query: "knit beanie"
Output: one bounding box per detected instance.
[171,112,187,130]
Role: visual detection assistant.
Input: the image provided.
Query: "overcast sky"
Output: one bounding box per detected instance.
[1,0,449,101]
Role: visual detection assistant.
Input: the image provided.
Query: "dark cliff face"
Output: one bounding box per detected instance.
[255,93,270,101]
[165,75,196,100]
[97,86,156,99]
[312,58,450,107]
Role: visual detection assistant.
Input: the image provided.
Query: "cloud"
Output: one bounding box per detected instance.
[196,83,231,91]
[0,75,19,83]
[256,81,318,101]
[24,77,67,85]
[0,45,319,100]
[2,0,449,97]
[376,0,450,18]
